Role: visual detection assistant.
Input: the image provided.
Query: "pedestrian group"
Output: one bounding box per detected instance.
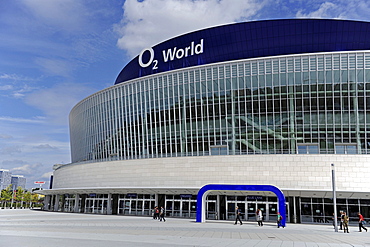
[151,205,368,232]
[336,211,367,233]
[152,206,166,222]
[233,206,284,228]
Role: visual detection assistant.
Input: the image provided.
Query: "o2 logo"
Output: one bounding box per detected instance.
[138,47,158,69]
[138,39,204,70]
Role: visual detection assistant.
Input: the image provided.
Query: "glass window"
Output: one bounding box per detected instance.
[297,145,319,154]
[298,145,307,154]
[348,205,360,219]
[301,197,311,203]
[324,198,333,203]
[335,144,357,154]
[335,145,345,154]
[312,198,322,203]
[360,199,370,205]
[268,197,277,202]
[348,199,359,204]
[308,145,319,154]
[210,146,228,155]
[301,203,311,215]
[337,199,347,204]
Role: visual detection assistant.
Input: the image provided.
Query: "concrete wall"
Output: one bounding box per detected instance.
[52,154,370,193]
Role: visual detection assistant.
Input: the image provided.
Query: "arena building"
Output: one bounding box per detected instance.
[41,19,370,223]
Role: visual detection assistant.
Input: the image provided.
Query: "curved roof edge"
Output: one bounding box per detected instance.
[115,19,370,85]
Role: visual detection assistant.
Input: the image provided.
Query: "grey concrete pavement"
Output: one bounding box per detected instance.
[0,209,369,247]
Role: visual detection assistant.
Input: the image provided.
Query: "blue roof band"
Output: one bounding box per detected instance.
[115,19,370,85]
[196,184,286,226]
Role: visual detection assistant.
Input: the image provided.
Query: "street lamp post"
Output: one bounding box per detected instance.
[332,163,338,232]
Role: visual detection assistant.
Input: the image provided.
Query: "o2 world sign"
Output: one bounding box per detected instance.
[138,39,204,70]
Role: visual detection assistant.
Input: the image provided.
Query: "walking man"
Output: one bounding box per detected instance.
[159,206,166,222]
[256,209,263,226]
[358,212,368,232]
[277,212,284,228]
[234,206,243,225]
[153,206,159,220]
[343,212,349,233]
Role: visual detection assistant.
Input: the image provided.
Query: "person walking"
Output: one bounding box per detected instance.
[358,212,368,232]
[339,211,344,230]
[159,206,166,222]
[343,212,349,233]
[234,206,243,225]
[153,206,157,220]
[153,206,159,220]
[277,212,284,228]
[256,209,263,226]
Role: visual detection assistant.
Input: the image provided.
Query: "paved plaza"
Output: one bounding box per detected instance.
[0,209,369,247]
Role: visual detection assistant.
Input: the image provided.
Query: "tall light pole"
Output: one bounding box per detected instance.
[332,163,338,232]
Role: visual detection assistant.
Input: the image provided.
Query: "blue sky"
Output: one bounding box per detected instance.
[1,0,370,189]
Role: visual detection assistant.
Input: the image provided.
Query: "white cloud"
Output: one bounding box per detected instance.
[0,85,13,91]
[0,73,42,99]
[296,1,370,20]
[12,92,25,98]
[11,163,51,184]
[0,73,38,83]
[11,164,34,173]
[20,0,88,33]
[115,0,266,57]
[34,57,73,77]
[2,159,56,188]
[0,146,22,155]
[0,74,22,80]
[0,116,45,124]
[0,134,13,139]
[296,2,337,18]
[25,82,97,125]
[42,171,53,179]
[33,144,58,150]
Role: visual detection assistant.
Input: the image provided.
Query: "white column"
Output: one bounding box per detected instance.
[43,195,51,211]
[293,196,297,223]
[74,194,80,213]
[107,193,112,215]
[54,195,60,212]
[216,195,220,220]
[155,194,159,207]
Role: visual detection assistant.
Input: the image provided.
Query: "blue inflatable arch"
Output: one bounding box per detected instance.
[196,184,286,226]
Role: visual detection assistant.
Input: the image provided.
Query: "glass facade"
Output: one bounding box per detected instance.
[118,194,155,216]
[300,197,370,224]
[70,51,370,163]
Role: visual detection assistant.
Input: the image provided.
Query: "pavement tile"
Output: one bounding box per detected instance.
[1,209,370,247]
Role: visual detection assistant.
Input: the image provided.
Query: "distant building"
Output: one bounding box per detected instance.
[0,170,27,191]
[11,175,27,190]
[0,169,12,191]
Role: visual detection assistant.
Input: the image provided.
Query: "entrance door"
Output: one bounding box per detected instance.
[227,202,236,220]
[257,203,266,221]
[246,202,285,222]
[223,195,288,222]
[246,202,268,221]
[237,203,246,221]
[247,203,256,221]
[206,201,216,219]
[268,203,278,221]
[182,201,190,218]
[124,200,130,214]
[173,201,180,217]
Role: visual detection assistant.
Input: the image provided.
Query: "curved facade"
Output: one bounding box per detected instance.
[45,19,370,224]
[71,51,370,163]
